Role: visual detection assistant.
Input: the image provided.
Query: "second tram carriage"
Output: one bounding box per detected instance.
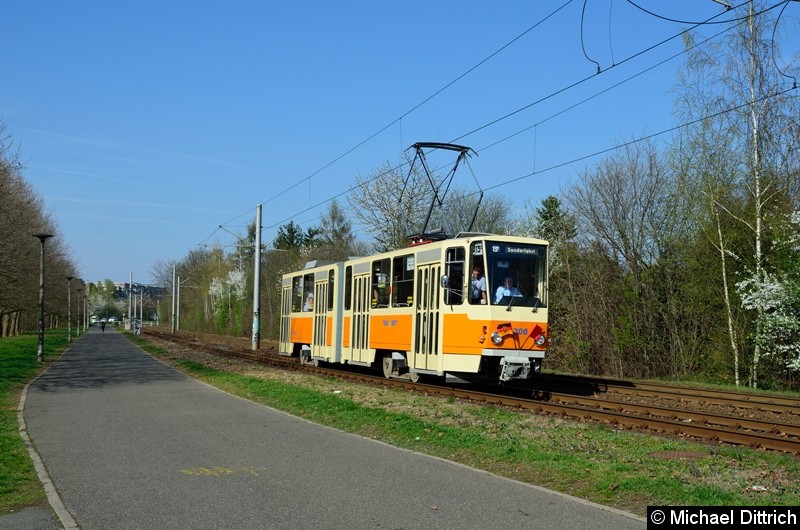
[279,233,549,384]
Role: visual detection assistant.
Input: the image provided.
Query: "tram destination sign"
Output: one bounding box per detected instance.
[491,243,543,257]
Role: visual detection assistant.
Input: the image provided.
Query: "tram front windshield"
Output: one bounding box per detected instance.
[485,240,547,308]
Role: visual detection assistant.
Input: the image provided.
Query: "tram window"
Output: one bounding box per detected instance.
[531,258,548,306]
[444,247,465,305]
[469,242,487,305]
[391,254,414,307]
[372,258,390,308]
[486,241,548,308]
[327,270,335,311]
[291,276,303,313]
[344,266,352,310]
[302,274,314,311]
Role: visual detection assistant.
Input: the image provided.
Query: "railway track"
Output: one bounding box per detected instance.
[533,373,800,416]
[140,328,800,455]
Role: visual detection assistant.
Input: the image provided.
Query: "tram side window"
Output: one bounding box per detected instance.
[302,273,314,311]
[327,270,335,311]
[372,258,390,308]
[292,276,303,312]
[444,247,465,305]
[391,254,414,307]
[532,258,547,307]
[469,242,487,305]
[344,266,352,310]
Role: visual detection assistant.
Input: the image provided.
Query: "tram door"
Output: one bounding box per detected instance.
[311,275,328,359]
[412,263,440,370]
[350,272,371,363]
[278,282,292,354]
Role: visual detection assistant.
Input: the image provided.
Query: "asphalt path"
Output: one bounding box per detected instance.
[14,326,645,529]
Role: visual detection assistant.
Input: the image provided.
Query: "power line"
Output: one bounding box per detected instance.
[205,0,794,249]
[269,0,576,191]
[581,0,601,73]
[478,20,737,152]
[450,0,741,144]
[202,1,575,244]
[771,1,799,87]
[440,83,799,210]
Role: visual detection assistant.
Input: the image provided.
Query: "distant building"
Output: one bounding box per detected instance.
[112,282,167,300]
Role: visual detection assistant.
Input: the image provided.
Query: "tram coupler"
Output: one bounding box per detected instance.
[499,357,538,382]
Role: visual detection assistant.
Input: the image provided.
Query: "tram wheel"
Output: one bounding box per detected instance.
[382,354,394,379]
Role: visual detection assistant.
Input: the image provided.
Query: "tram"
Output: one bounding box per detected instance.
[279,232,549,384]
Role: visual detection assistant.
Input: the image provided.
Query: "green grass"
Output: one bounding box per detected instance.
[128,334,800,516]
[0,330,71,514]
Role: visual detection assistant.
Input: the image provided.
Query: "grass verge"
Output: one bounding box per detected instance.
[0,330,71,515]
[126,333,800,516]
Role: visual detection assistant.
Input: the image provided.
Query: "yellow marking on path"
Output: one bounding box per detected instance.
[180,466,268,477]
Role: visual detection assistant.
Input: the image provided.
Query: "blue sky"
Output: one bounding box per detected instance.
[2,1,793,285]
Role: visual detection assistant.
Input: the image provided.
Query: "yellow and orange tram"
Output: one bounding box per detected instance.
[279,233,549,383]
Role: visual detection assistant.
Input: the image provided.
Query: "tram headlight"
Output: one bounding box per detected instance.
[491,331,503,345]
[534,333,546,346]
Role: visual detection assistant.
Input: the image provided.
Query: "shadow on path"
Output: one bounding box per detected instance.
[32,328,185,393]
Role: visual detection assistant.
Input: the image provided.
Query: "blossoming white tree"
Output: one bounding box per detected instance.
[736,212,800,373]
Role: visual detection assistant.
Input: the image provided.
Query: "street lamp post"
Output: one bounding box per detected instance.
[33,233,53,362]
[66,276,74,342]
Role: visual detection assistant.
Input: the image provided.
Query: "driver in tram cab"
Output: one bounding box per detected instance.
[494,276,522,303]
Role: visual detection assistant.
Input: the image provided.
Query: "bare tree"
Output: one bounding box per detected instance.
[560,138,693,378]
[149,258,176,290]
[348,159,437,251]
[348,150,511,250]
[566,139,681,276]
[429,188,512,236]
[0,120,78,336]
